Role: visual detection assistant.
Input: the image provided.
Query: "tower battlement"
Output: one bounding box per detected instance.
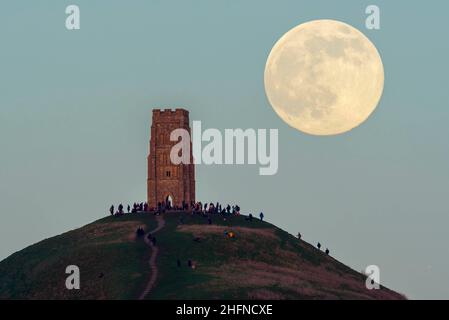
[152,108,190,124]
[152,108,189,116]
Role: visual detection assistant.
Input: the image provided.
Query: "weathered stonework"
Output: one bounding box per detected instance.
[147,108,195,208]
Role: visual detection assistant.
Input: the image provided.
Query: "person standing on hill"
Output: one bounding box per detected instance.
[259,212,264,221]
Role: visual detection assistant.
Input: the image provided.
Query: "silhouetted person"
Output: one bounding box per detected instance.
[259,212,264,221]
[136,227,145,237]
[317,242,321,250]
[127,205,130,213]
[297,232,302,240]
[109,205,114,216]
[325,248,330,255]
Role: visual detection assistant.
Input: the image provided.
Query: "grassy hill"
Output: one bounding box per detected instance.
[0,212,405,300]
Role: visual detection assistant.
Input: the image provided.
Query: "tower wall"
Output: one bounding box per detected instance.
[147,108,195,208]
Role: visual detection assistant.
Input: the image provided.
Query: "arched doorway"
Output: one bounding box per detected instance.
[165,195,174,209]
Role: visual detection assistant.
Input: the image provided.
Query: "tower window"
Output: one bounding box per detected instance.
[166,171,171,177]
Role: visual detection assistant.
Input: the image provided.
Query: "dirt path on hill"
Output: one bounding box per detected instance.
[138,214,165,300]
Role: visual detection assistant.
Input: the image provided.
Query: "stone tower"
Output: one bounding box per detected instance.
[147,108,195,209]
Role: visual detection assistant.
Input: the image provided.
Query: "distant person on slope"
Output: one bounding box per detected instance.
[109,205,114,216]
[259,212,264,221]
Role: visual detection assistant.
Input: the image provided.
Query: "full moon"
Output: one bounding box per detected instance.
[264,20,384,136]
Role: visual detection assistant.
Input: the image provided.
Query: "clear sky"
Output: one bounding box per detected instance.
[1,0,448,299]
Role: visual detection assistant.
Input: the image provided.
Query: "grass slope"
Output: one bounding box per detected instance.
[0,212,404,300]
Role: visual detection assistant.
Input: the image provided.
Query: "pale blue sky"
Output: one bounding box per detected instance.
[1,1,448,299]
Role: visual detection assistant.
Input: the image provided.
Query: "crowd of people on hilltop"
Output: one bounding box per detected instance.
[190,202,241,216]
[108,200,248,217]
[109,201,334,256]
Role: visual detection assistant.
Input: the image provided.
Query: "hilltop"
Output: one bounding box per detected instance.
[0,212,404,300]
